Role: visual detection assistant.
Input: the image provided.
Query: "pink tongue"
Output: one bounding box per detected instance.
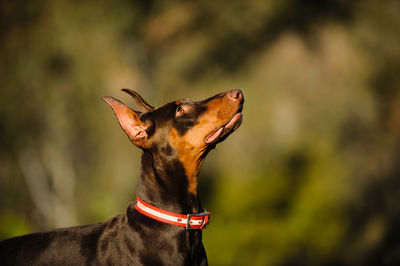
[225,113,242,129]
[205,127,223,144]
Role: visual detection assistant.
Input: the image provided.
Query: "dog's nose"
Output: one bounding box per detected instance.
[228,89,243,101]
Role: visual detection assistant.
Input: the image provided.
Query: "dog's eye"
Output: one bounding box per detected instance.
[176,106,185,116]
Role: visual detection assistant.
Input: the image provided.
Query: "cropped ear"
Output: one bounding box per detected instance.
[121,89,154,113]
[102,96,150,148]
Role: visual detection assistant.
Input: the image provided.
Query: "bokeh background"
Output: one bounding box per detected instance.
[1,0,400,265]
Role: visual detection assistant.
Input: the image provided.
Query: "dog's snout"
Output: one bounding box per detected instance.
[228,89,243,101]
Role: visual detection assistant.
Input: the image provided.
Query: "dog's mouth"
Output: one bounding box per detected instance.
[205,112,243,144]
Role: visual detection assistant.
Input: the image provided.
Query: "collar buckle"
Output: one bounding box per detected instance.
[186,210,210,230]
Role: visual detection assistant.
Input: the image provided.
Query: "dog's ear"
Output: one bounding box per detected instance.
[102,96,150,149]
[121,89,154,113]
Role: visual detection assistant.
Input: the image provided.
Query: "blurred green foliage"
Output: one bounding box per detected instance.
[1,0,400,265]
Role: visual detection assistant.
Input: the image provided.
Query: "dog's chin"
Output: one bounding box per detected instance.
[204,112,243,145]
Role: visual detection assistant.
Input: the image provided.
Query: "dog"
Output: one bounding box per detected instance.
[0,89,244,265]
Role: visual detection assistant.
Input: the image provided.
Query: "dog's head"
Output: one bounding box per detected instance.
[103,89,244,193]
[103,89,243,153]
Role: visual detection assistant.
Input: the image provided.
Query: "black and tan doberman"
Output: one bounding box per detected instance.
[0,89,244,265]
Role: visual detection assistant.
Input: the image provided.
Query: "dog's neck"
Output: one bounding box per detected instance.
[135,150,202,214]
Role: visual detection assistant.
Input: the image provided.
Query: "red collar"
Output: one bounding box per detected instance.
[135,197,210,230]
